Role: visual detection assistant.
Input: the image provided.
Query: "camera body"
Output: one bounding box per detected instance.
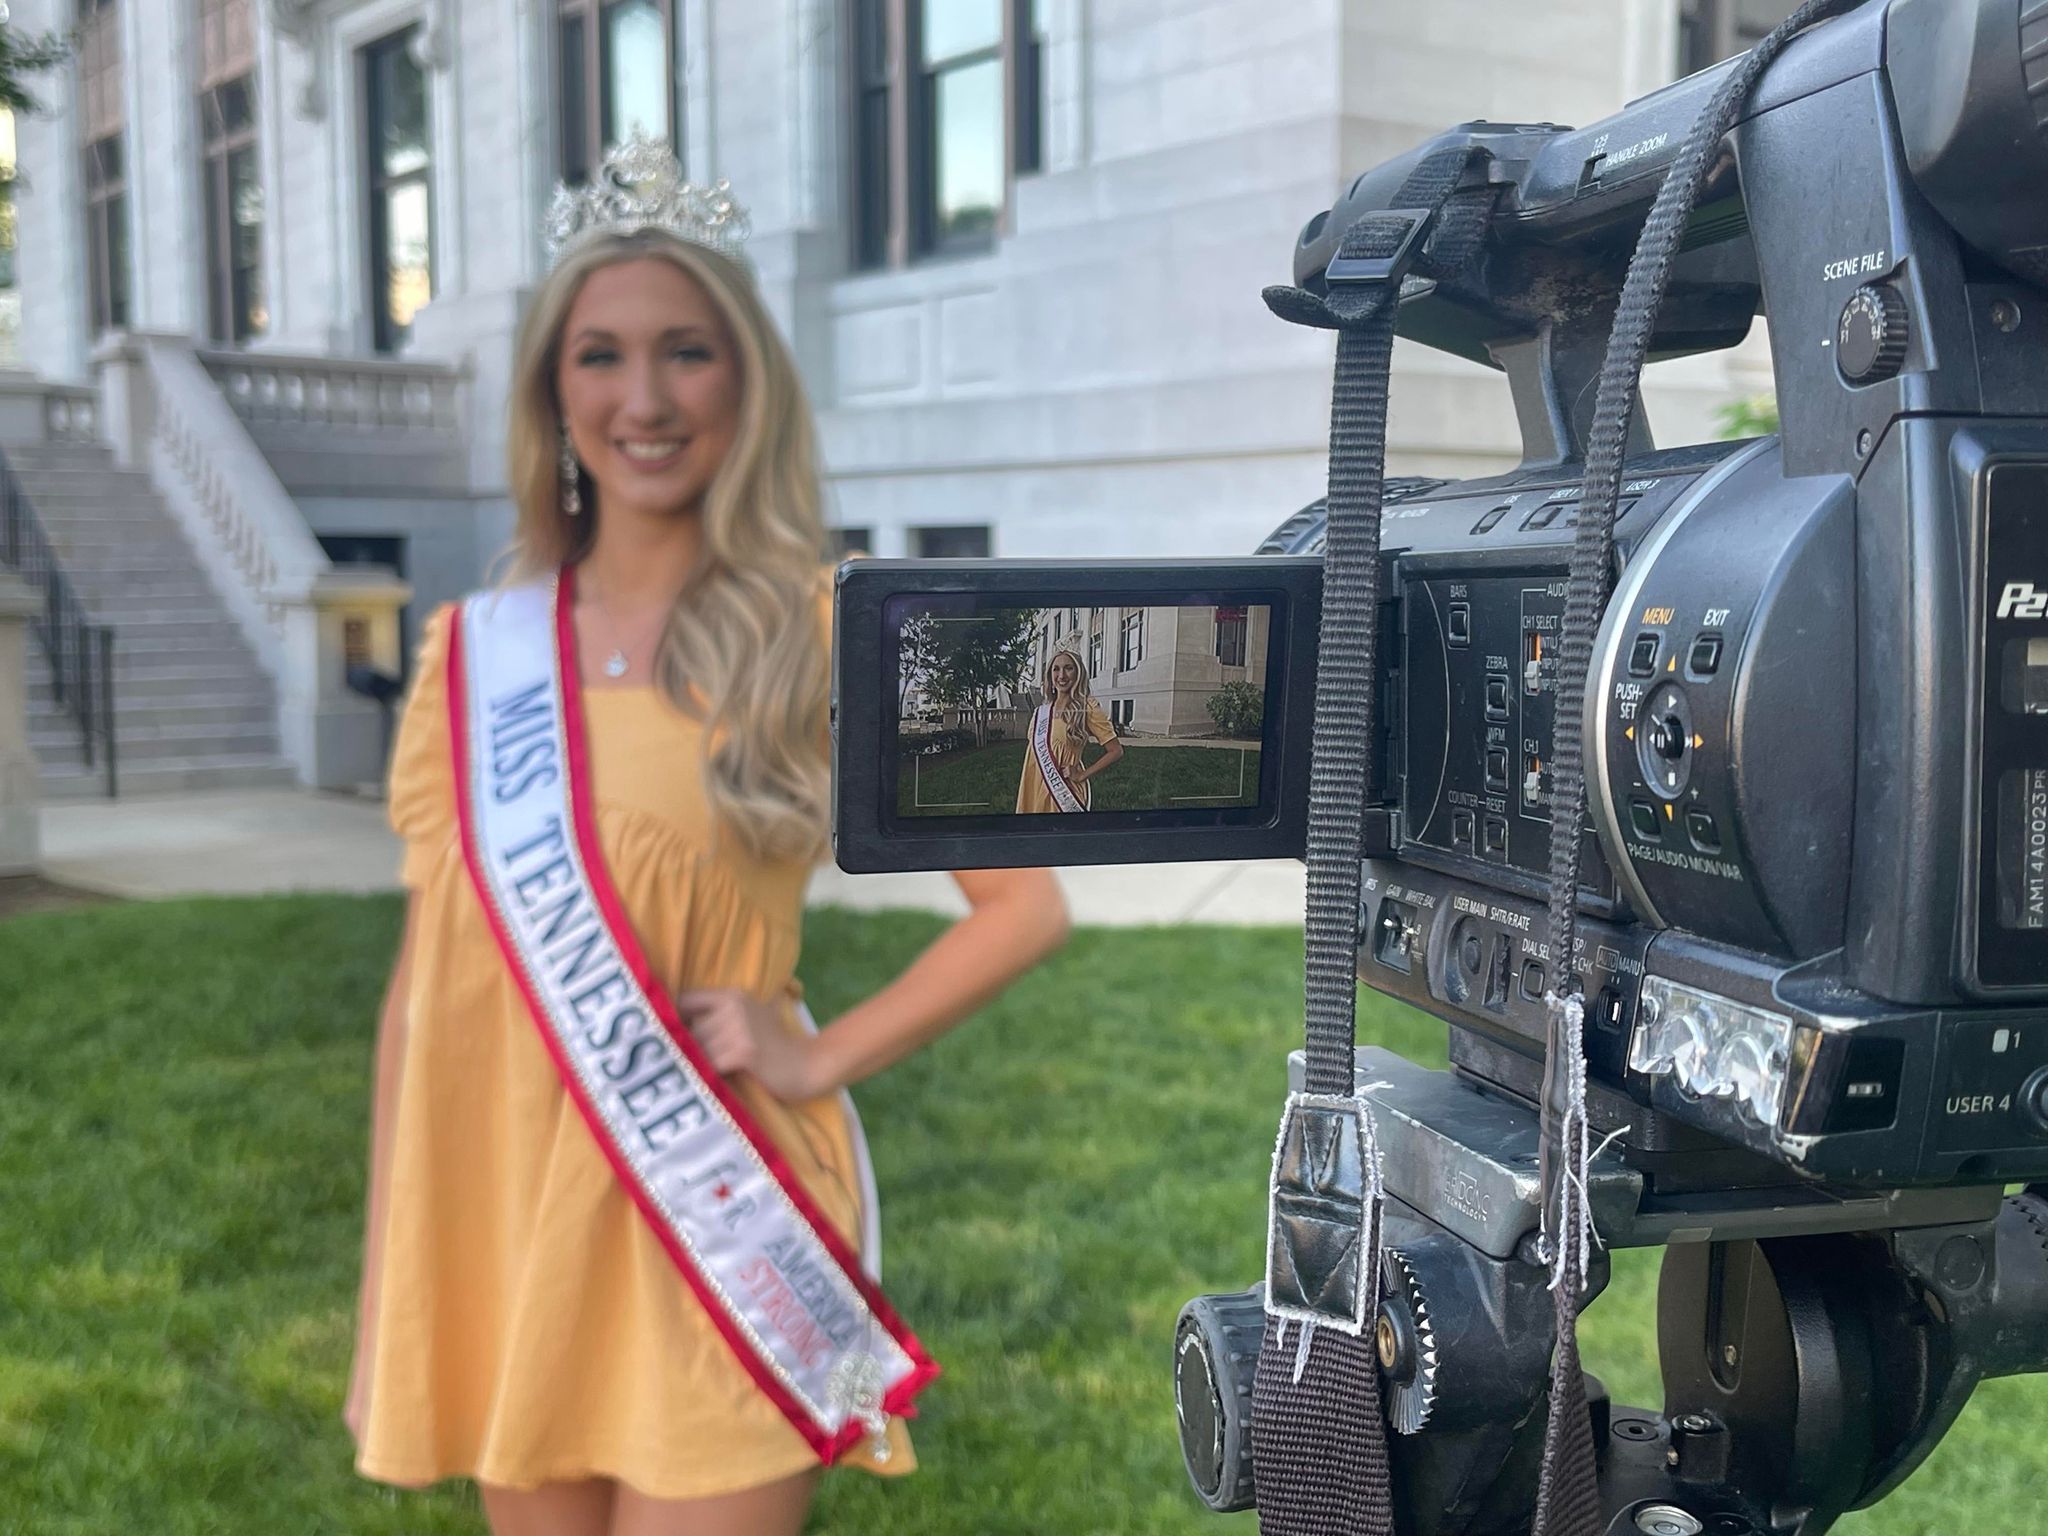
[1241,0,2048,1192]
[1266,427,2048,1190]
[833,3,2048,1528]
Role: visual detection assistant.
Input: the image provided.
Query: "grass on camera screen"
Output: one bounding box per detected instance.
[895,600,1272,818]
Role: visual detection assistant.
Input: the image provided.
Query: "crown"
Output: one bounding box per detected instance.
[543,134,752,271]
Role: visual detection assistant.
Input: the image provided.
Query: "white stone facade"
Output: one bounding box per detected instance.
[9,0,1774,613]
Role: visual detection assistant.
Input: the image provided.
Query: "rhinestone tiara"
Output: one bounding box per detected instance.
[543,133,752,271]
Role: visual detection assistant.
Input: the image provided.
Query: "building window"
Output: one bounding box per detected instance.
[558,0,675,184]
[829,525,873,557]
[364,28,433,354]
[1087,628,1103,679]
[911,524,991,558]
[849,0,1043,269]
[1215,606,1248,668]
[79,0,128,335]
[1119,609,1144,671]
[1679,0,1797,76]
[84,135,130,333]
[200,79,266,342]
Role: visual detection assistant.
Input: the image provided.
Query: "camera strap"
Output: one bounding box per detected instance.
[1532,3,1864,1533]
[1251,142,1498,1536]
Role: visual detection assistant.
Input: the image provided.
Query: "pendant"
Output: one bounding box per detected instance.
[603,650,629,678]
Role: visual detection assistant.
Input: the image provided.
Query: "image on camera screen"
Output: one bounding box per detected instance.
[892,599,1273,818]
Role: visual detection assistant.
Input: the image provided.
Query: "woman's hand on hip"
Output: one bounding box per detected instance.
[675,988,825,1101]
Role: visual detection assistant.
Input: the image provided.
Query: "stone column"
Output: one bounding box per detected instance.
[270,567,414,791]
[0,572,43,875]
[91,332,159,470]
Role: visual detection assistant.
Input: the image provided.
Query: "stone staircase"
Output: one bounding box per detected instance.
[4,439,298,798]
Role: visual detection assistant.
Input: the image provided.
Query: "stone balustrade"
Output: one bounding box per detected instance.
[199,349,464,436]
[0,372,100,449]
[194,347,471,496]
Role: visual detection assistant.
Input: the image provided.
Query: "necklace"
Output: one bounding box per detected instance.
[585,579,666,680]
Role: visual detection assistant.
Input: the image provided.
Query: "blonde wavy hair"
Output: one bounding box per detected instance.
[505,231,830,862]
[1041,645,1096,756]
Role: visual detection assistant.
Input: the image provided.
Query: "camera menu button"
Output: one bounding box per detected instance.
[1629,633,1660,677]
[1685,808,1722,854]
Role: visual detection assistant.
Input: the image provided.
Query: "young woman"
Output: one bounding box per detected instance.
[346,144,1068,1536]
[1015,646,1124,813]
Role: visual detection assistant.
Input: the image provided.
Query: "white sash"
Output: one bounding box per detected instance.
[449,572,935,1463]
[1031,702,1089,812]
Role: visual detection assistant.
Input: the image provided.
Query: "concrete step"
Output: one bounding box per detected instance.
[30,694,277,731]
[95,643,273,671]
[99,617,252,643]
[30,664,273,698]
[38,755,301,799]
[33,719,278,763]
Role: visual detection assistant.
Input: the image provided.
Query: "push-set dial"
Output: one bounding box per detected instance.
[1837,284,1909,385]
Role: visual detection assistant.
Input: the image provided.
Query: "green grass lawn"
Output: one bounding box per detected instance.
[0,897,2041,1533]
[899,740,1261,816]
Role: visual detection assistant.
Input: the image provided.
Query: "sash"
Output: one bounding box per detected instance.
[448,571,936,1462]
[1031,702,1089,812]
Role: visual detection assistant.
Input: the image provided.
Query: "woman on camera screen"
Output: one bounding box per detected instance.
[1016,646,1124,813]
[345,137,1068,1536]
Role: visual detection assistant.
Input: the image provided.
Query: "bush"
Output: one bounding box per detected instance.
[1207,681,1264,739]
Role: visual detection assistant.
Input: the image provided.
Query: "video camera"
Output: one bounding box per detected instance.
[833,2,2048,1531]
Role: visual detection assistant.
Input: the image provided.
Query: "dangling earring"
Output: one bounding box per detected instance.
[559,426,583,517]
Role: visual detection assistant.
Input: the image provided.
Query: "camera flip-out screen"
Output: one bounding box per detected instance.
[832,559,1320,872]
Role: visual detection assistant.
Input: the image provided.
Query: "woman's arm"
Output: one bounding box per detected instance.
[1073,738,1124,784]
[345,896,419,1438]
[679,866,1070,1099]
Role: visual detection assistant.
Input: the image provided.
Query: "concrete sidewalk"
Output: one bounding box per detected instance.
[39,790,1308,926]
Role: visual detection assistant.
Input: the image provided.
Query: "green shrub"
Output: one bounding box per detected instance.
[1207,681,1264,738]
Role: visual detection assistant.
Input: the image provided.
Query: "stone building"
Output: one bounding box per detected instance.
[0,0,1794,792]
[1029,600,1270,737]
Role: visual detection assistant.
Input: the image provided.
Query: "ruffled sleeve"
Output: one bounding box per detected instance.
[1084,697,1118,746]
[388,602,459,890]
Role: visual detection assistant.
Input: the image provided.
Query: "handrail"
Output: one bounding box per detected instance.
[0,448,118,797]
[136,335,330,673]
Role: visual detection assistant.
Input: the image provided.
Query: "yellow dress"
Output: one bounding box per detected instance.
[354,593,916,1498]
[1014,697,1118,813]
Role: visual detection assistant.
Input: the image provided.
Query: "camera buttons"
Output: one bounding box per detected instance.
[1485,747,1509,791]
[1685,808,1722,854]
[1448,603,1472,647]
[1482,815,1510,859]
[1688,634,1723,676]
[1470,503,1511,535]
[1452,808,1476,850]
[1629,799,1662,841]
[1485,676,1510,720]
[1629,633,1661,677]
